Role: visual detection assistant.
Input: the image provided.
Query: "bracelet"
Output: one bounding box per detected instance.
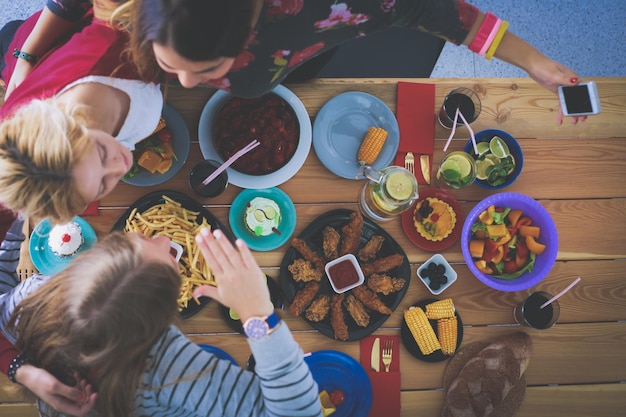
[468,12,499,54]
[478,18,502,57]
[7,353,26,384]
[13,48,39,64]
[485,21,509,60]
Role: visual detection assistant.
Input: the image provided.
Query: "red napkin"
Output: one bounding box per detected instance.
[360,335,401,417]
[393,82,436,185]
[79,201,99,217]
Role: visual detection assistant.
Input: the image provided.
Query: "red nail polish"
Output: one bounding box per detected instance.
[570,77,578,84]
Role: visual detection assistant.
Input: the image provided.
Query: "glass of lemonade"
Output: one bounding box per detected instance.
[359,165,418,222]
[436,151,477,189]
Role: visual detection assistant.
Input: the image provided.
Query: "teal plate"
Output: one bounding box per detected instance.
[228,188,296,251]
[30,216,97,276]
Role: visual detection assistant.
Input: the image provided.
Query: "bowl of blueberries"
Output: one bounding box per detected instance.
[417,254,457,295]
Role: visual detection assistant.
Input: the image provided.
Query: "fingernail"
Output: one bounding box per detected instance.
[200,228,210,237]
[570,77,578,84]
[195,235,203,243]
[214,229,223,239]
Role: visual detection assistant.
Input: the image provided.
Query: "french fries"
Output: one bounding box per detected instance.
[124,195,215,311]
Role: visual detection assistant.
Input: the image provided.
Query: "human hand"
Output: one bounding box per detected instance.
[4,59,34,99]
[193,228,273,322]
[15,365,97,417]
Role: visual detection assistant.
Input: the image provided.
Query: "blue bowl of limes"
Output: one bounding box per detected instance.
[464,129,523,189]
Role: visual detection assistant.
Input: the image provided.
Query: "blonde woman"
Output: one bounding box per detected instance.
[0,225,321,416]
[0,3,162,226]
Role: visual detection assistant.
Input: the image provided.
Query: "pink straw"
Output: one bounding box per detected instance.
[198,139,260,188]
[442,107,478,155]
[540,277,582,309]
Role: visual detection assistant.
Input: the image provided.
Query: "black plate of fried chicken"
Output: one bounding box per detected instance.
[280,209,410,341]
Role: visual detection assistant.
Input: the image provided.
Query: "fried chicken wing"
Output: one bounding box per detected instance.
[357,235,385,262]
[344,294,370,327]
[291,238,326,271]
[330,294,349,341]
[304,294,331,322]
[288,258,323,282]
[352,285,392,315]
[339,211,364,256]
[322,226,340,261]
[366,273,406,295]
[288,282,320,316]
[361,253,404,276]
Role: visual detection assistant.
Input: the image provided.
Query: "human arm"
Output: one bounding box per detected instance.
[5,7,79,98]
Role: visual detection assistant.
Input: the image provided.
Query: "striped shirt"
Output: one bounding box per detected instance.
[0,219,322,417]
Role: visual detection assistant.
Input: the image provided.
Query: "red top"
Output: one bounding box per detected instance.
[0,332,19,375]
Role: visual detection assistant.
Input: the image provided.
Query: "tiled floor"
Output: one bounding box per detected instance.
[1,0,625,78]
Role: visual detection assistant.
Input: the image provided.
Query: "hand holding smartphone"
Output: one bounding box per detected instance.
[558,81,601,116]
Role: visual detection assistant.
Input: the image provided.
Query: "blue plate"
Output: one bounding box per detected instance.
[29,216,97,276]
[313,92,399,179]
[122,104,190,186]
[229,188,297,251]
[304,350,372,417]
[197,344,238,365]
[198,85,312,189]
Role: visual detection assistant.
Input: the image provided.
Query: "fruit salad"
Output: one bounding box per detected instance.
[469,205,546,279]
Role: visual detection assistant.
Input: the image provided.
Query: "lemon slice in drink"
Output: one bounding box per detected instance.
[385,172,414,200]
[476,158,495,180]
[489,136,510,159]
[447,154,472,178]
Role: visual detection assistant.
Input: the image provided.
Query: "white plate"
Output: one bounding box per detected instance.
[198,85,312,189]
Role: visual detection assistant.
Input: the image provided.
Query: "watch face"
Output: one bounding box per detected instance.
[244,318,269,340]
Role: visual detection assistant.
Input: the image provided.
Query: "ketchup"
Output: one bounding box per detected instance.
[328,260,360,290]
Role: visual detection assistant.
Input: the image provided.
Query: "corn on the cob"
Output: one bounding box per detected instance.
[425,298,455,320]
[357,127,388,165]
[437,317,458,355]
[404,307,441,355]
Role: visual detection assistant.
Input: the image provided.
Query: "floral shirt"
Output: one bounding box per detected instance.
[46,0,480,97]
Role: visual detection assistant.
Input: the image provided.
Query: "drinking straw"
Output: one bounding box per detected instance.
[442,107,460,152]
[196,139,260,190]
[540,276,582,309]
[457,109,478,155]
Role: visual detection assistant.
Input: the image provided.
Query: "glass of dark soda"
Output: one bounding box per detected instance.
[438,87,482,129]
[513,291,560,329]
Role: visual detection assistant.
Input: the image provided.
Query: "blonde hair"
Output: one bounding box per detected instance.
[0,99,92,223]
[10,232,181,417]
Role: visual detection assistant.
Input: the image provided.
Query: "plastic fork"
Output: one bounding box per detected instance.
[382,339,393,372]
[404,152,415,174]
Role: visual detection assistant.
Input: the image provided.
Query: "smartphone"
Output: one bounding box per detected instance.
[558,81,601,116]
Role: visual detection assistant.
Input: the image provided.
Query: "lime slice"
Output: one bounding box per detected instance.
[385,172,414,200]
[229,308,240,321]
[253,210,265,222]
[448,154,472,178]
[476,158,495,180]
[476,141,490,157]
[263,206,277,220]
[489,136,510,159]
[484,154,501,165]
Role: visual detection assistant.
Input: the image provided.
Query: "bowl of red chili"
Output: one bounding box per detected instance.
[198,85,312,189]
[324,254,365,294]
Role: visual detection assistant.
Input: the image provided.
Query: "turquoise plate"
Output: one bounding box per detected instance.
[228,188,297,252]
[29,216,97,276]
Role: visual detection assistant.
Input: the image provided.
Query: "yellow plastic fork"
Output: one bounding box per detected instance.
[404,152,415,174]
[382,339,393,372]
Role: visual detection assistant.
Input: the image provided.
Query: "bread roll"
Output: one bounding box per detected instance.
[442,332,532,417]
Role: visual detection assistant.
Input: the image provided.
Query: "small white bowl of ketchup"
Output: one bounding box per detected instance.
[325,254,365,294]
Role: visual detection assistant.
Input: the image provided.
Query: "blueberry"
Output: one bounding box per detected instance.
[421,269,430,278]
[437,264,445,274]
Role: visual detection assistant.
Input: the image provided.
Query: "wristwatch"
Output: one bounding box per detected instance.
[242,311,280,341]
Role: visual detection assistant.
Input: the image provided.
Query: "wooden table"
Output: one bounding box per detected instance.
[1,78,625,416]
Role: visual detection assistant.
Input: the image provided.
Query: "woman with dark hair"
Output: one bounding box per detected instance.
[0,222,321,416]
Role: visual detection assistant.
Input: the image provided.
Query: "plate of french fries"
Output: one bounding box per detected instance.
[400,298,463,362]
[279,209,410,342]
[112,190,231,318]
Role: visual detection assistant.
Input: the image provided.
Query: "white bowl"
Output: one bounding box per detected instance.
[324,254,365,294]
[197,85,312,189]
[416,254,457,295]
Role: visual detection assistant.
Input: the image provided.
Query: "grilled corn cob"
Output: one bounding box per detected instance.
[437,316,458,355]
[425,298,455,320]
[404,307,441,355]
[357,127,388,165]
